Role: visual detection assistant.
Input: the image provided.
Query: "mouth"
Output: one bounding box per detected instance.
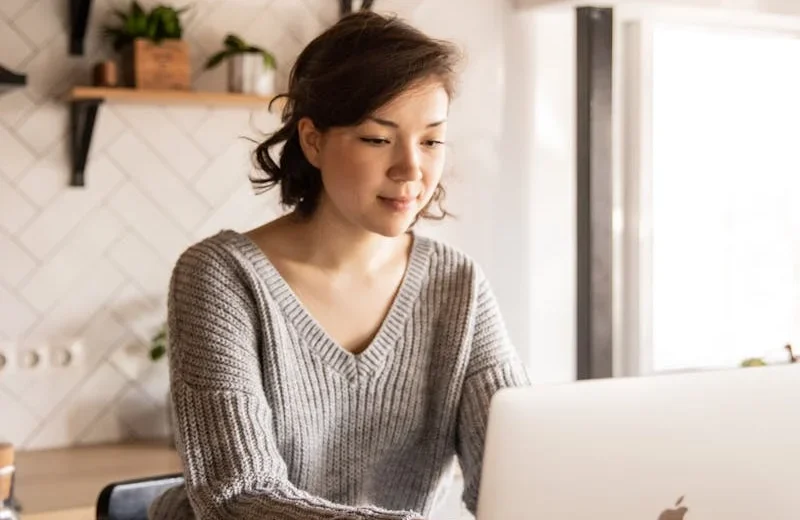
[378,195,417,212]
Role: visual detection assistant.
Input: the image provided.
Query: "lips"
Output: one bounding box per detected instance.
[378,195,417,211]
[380,196,414,203]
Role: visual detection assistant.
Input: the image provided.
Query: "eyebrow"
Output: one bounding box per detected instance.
[367,116,447,129]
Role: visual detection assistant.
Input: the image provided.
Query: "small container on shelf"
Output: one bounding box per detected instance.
[122,39,191,90]
[93,60,118,87]
[0,443,20,520]
[786,344,797,363]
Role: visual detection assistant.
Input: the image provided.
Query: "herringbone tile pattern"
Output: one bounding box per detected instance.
[0,0,425,450]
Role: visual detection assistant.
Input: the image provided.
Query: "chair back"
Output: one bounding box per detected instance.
[96,473,184,520]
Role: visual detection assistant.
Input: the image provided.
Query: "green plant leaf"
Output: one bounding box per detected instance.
[224,33,248,51]
[262,51,276,69]
[250,48,274,69]
[741,357,767,367]
[104,1,186,50]
[163,14,180,38]
[125,6,147,37]
[122,16,135,35]
[149,344,167,362]
[132,0,145,18]
[113,8,128,22]
[103,26,122,37]
[208,34,276,69]
[104,27,131,51]
[146,15,159,40]
[205,50,230,70]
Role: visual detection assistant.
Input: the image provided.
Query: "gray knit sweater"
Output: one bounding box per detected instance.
[148,229,530,520]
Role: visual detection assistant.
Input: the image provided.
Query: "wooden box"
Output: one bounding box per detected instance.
[122,38,191,90]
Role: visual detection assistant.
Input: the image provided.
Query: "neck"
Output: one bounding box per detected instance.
[285,200,410,274]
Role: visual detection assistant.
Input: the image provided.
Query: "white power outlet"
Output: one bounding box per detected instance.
[69,339,85,365]
[19,347,49,372]
[50,340,85,368]
[0,344,17,376]
[0,341,86,373]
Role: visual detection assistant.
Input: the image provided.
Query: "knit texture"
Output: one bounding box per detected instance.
[148,229,530,520]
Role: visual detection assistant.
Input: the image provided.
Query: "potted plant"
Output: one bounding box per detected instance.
[104,1,191,90]
[148,323,175,445]
[149,323,168,361]
[741,344,798,367]
[205,34,276,96]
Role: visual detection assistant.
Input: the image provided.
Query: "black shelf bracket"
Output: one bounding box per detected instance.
[339,0,374,18]
[70,0,93,55]
[0,65,27,94]
[70,98,103,187]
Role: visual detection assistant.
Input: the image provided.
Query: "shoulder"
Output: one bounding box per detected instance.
[170,229,262,294]
[417,233,488,284]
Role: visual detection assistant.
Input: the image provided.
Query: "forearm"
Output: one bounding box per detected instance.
[173,381,421,520]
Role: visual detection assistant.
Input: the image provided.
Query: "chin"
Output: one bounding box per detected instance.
[362,214,416,238]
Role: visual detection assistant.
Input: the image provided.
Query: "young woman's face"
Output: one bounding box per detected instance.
[300,79,449,237]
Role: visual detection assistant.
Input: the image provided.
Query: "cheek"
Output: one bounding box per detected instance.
[319,148,381,202]
[422,151,446,188]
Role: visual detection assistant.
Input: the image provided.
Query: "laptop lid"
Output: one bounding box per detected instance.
[476,364,800,520]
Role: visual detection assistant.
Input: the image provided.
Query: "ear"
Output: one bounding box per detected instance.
[297,117,323,168]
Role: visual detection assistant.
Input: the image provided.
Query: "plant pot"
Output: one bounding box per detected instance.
[228,53,275,96]
[121,38,191,90]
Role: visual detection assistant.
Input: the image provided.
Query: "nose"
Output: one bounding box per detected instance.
[388,142,423,182]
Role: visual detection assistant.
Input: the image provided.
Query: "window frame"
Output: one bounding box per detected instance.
[612,6,800,377]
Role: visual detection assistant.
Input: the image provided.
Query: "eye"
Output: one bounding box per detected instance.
[360,137,391,146]
[423,140,445,149]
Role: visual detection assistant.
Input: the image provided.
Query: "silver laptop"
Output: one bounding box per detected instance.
[476,363,800,519]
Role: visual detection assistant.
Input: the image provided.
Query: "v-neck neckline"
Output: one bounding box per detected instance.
[223,229,432,381]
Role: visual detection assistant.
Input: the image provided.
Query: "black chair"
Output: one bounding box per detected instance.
[96,473,184,520]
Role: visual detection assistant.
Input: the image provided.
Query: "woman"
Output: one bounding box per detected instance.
[150,10,530,520]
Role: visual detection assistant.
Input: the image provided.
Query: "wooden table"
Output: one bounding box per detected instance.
[15,442,182,520]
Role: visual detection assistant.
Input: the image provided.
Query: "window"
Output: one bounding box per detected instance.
[622,22,800,374]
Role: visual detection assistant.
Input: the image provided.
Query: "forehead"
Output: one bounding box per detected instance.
[371,80,450,122]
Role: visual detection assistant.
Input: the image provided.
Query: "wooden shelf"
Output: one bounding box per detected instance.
[67,87,280,187]
[69,86,278,107]
[16,441,181,520]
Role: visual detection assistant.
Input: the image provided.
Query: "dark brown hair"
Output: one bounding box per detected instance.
[252,11,461,219]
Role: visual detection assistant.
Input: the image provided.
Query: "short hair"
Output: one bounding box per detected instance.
[252,11,461,220]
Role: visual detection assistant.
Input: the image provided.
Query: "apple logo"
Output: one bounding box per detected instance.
[658,495,689,520]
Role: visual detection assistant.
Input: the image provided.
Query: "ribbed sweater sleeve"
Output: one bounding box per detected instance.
[456,271,531,514]
[164,242,422,520]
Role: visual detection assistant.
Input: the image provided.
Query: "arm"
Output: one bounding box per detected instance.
[456,271,531,514]
[166,241,421,520]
